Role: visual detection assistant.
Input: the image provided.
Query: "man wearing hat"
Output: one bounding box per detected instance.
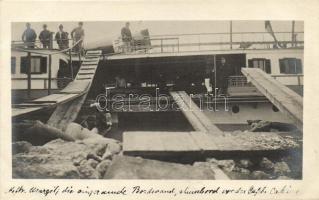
[55,24,69,50]
[39,24,51,48]
[71,22,85,54]
[21,22,37,48]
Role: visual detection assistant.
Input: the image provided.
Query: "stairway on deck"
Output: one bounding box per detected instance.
[12,50,102,118]
[47,50,102,130]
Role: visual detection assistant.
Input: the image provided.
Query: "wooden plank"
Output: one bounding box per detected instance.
[54,93,79,103]
[60,81,90,94]
[170,91,222,135]
[159,132,200,151]
[13,103,54,108]
[170,92,207,132]
[12,107,43,117]
[24,100,57,104]
[33,94,65,102]
[178,91,222,135]
[76,74,94,79]
[123,131,165,151]
[189,131,218,150]
[123,131,200,152]
[242,68,303,130]
[47,93,88,131]
[123,131,299,155]
[77,77,91,80]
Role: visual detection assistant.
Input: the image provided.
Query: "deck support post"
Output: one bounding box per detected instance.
[230,21,233,49]
[69,49,73,80]
[48,54,52,95]
[27,52,31,98]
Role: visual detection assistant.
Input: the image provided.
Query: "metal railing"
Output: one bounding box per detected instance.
[116,31,304,54]
[228,73,304,87]
[11,38,84,52]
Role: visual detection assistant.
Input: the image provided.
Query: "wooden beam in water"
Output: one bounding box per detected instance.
[170,91,222,135]
[47,93,88,131]
[242,68,303,131]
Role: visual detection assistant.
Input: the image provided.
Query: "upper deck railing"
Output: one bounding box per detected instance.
[114,31,304,54]
[11,38,82,53]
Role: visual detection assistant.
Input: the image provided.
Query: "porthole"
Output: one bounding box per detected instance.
[232,105,240,113]
[272,105,279,112]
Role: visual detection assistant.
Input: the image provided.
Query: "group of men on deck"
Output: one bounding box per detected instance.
[21,22,85,54]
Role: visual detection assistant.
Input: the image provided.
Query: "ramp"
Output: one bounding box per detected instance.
[170,91,222,135]
[242,68,303,131]
[46,50,102,130]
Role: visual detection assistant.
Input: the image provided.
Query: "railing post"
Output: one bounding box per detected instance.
[69,49,74,80]
[161,39,163,53]
[198,35,200,51]
[44,78,47,89]
[27,52,31,98]
[230,21,233,50]
[49,32,54,49]
[297,75,301,86]
[48,55,52,95]
[78,52,81,65]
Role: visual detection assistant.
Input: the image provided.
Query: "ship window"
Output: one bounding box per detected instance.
[248,58,271,73]
[11,57,16,74]
[279,58,302,74]
[20,56,47,74]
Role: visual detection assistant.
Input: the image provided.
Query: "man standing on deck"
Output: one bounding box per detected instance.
[55,24,69,50]
[216,57,232,95]
[71,22,85,55]
[121,22,132,52]
[39,24,51,48]
[21,22,37,48]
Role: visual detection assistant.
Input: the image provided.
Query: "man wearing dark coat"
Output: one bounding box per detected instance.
[21,22,37,48]
[55,24,69,50]
[39,24,51,48]
[216,57,233,95]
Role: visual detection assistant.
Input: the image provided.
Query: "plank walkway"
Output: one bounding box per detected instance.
[170,91,222,135]
[242,68,303,130]
[47,50,102,130]
[123,131,299,157]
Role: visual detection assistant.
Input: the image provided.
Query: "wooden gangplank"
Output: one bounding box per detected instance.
[242,68,303,131]
[170,91,222,135]
[123,91,299,159]
[47,50,102,130]
[123,131,299,157]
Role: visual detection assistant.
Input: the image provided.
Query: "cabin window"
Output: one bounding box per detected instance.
[279,58,302,74]
[11,57,16,74]
[20,56,47,74]
[248,58,271,74]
